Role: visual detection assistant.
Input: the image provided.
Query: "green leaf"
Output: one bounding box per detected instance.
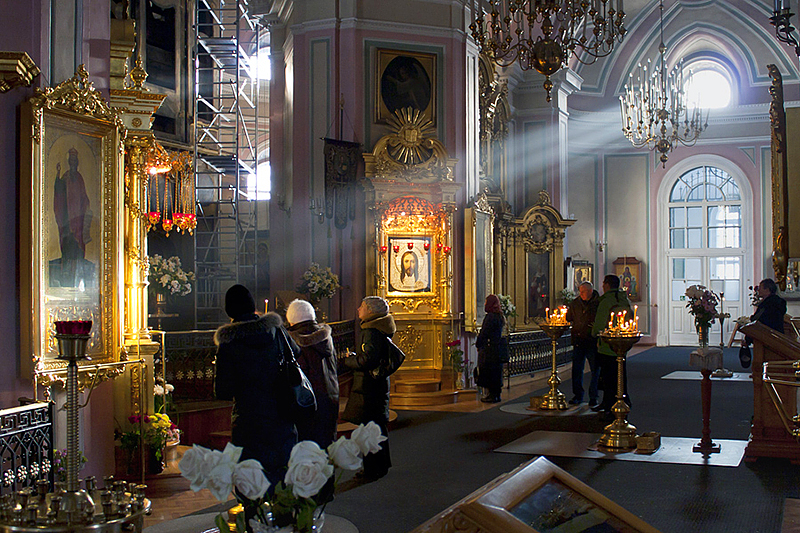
[214,513,230,533]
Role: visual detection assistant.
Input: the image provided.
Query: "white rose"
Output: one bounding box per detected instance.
[284,441,333,499]
[179,445,213,490]
[165,383,175,393]
[327,437,363,471]
[350,422,387,456]
[154,384,165,395]
[206,459,235,501]
[233,459,271,500]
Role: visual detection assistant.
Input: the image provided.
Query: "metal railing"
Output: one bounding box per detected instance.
[0,402,54,495]
[506,330,573,387]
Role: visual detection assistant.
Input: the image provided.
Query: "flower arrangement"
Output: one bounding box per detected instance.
[684,285,719,329]
[180,422,386,533]
[149,254,195,296]
[297,263,340,304]
[53,449,87,483]
[116,413,180,461]
[497,294,517,319]
[559,288,577,305]
[446,339,464,373]
[154,376,175,414]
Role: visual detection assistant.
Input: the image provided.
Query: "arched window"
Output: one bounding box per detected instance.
[665,165,746,346]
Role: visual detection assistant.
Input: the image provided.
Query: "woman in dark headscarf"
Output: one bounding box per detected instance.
[475,294,506,403]
[214,284,298,486]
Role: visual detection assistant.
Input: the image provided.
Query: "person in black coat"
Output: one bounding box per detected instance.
[752,278,787,333]
[340,296,395,480]
[565,282,600,406]
[214,284,297,487]
[285,299,339,450]
[475,294,506,403]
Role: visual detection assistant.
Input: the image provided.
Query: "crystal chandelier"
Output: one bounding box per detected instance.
[619,0,707,167]
[470,0,626,101]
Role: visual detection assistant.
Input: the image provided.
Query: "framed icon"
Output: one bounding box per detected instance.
[573,260,594,293]
[613,256,642,302]
[375,48,436,125]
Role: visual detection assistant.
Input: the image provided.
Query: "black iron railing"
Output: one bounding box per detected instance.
[0,402,54,495]
[506,330,573,386]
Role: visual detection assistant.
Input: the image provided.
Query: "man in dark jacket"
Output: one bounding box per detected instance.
[341,296,395,480]
[285,299,339,450]
[566,282,600,406]
[214,284,298,487]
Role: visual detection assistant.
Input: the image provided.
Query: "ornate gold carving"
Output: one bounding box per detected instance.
[129,56,149,90]
[769,64,790,290]
[478,53,510,195]
[395,325,424,358]
[364,108,457,183]
[520,213,556,254]
[0,51,40,92]
[35,362,127,393]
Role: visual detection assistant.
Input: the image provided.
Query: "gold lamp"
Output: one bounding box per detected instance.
[619,0,708,167]
[470,0,626,101]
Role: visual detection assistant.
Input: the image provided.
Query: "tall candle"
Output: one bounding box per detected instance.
[265,299,269,314]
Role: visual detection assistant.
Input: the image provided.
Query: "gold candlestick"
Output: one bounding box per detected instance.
[597,332,642,451]
[536,319,571,410]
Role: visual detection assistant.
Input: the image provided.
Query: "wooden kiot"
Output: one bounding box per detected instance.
[740,321,800,462]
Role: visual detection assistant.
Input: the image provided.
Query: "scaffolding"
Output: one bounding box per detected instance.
[193,0,262,328]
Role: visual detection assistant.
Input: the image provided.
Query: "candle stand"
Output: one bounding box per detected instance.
[0,327,150,532]
[537,321,571,410]
[597,333,641,451]
[689,346,723,454]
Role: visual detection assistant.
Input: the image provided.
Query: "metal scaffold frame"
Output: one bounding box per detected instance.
[193,0,262,328]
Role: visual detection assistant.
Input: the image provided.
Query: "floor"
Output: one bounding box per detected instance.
[142,344,800,532]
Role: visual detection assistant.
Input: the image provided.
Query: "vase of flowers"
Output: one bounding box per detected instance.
[115,412,181,476]
[179,421,386,533]
[685,285,719,349]
[446,339,465,390]
[148,254,195,304]
[497,294,517,332]
[297,263,340,308]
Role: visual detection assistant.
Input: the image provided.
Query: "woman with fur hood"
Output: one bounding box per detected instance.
[214,284,298,487]
[340,296,395,480]
[285,299,339,449]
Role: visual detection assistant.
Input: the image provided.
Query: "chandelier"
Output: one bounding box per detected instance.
[470,0,626,101]
[144,142,196,236]
[619,0,707,167]
[771,0,800,57]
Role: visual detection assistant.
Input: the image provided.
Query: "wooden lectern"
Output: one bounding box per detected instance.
[740,322,800,462]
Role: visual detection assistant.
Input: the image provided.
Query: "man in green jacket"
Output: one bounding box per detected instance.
[591,274,632,416]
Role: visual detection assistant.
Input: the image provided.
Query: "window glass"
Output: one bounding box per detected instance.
[687,207,702,227]
[670,207,685,227]
[670,229,685,249]
[688,228,702,248]
[670,180,688,202]
[673,258,685,279]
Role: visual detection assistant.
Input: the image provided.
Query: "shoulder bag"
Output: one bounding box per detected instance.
[276,327,317,416]
[370,337,406,379]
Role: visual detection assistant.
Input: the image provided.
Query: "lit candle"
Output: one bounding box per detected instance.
[265,299,269,314]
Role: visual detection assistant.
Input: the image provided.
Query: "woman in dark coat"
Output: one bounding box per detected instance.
[341,296,395,480]
[475,294,506,403]
[214,284,297,487]
[285,299,339,449]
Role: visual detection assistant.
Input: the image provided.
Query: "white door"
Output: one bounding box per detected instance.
[666,165,746,346]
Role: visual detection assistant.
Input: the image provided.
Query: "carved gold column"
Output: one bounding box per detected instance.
[768,64,790,290]
[109,59,166,417]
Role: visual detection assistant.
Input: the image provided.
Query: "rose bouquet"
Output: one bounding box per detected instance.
[180,421,386,533]
[684,285,719,329]
[297,263,340,304]
[149,254,195,296]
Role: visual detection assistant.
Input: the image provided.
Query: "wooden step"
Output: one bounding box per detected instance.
[394,379,441,394]
[390,389,476,407]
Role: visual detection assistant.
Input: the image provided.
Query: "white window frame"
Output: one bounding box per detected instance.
[656,155,754,346]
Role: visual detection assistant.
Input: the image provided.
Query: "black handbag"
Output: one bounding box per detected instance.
[370,337,406,379]
[276,327,317,416]
[739,343,752,369]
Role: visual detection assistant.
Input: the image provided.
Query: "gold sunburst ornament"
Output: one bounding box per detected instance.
[386,108,436,165]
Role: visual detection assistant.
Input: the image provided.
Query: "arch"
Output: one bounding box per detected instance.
[655,154,754,346]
